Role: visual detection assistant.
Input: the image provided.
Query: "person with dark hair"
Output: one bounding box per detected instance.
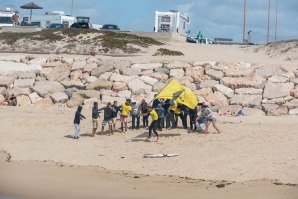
[155,103,165,131]
[140,100,149,129]
[120,99,132,133]
[101,102,114,136]
[152,94,161,108]
[163,99,172,129]
[131,101,141,130]
[189,106,198,130]
[147,106,159,142]
[91,102,100,137]
[111,101,120,133]
[73,105,86,139]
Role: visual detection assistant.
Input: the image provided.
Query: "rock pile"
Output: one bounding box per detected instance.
[0,56,298,116]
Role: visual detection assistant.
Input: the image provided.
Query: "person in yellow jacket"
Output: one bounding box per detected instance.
[147,106,159,142]
[120,99,132,133]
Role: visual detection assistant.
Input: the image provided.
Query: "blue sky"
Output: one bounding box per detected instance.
[2,0,298,43]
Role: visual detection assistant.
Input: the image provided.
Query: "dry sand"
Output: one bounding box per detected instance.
[0,42,298,198]
[0,106,297,198]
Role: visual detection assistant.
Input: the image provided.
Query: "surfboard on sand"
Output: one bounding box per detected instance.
[143,153,179,158]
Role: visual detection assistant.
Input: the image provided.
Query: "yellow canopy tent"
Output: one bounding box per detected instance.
[155,79,199,109]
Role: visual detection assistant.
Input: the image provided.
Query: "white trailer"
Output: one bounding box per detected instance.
[154,10,190,36]
[29,11,76,28]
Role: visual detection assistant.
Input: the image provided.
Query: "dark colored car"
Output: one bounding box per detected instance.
[48,23,65,29]
[70,16,92,29]
[101,24,120,31]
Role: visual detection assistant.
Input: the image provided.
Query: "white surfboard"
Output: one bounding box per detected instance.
[143,153,179,158]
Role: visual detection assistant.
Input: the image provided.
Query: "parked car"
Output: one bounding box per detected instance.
[48,23,65,29]
[101,24,120,31]
[186,36,213,44]
[70,16,92,29]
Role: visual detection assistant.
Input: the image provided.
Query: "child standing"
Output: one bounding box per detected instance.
[73,105,86,139]
[147,106,159,142]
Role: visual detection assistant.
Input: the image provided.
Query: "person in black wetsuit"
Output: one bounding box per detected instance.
[73,105,86,139]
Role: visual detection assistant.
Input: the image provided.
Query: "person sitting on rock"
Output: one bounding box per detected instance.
[5,94,17,106]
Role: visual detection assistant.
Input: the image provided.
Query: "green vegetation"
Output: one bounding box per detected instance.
[0,29,163,54]
[153,48,184,56]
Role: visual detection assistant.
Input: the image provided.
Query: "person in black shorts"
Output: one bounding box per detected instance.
[111,101,120,134]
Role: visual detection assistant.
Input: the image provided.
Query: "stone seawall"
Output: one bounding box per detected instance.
[0,55,297,116]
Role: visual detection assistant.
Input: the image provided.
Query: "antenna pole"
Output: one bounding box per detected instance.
[243,0,247,44]
[267,0,271,43]
[275,0,278,42]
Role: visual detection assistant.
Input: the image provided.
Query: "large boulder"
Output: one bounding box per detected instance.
[199,80,219,89]
[218,105,242,114]
[128,79,152,95]
[255,66,282,78]
[269,75,289,83]
[139,76,159,86]
[0,76,16,88]
[99,72,113,80]
[112,82,127,91]
[290,78,298,85]
[193,61,216,68]
[123,68,141,76]
[47,64,71,82]
[77,90,101,99]
[109,73,137,83]
[71,61,86,71]
[289,108,298,115]
[0,87,6,95]
[101,96,125,104]
[242,107,266,116]
[213,84,234,98]
[33,81,64,97]
[206,69,224,80]
[50,92,69,103]
[185,66,205,82]
[153,81,166,92]
[262,104,288,116]
[6,87,31,96]
[113,60,131,71]
[0,94,4,102]
[0,61,41,75]
[61,80,85,89]
[29,92,42,104]
[16,95,31,106]
[170,69,185,79]
[15,72,36,79]
[221,76,266,89]
[193,88,213,98]
[40,68,52,79]
[117,90,132,99]
[83,63,97,72]
[205,91,229,107]
[263,82,294,99]
[100,89,117,97]
[291,86,298,98]
[235,88,263,95]
[230,94,262,108]
[141,70,153,76]
[285,99,298,109]
[86,76,97,83]
[150,72,168,80]
[70,70,83,81]
[91,64,113,77]
[14,79,35,88]
[131,63,162,70]
[154,67,170,74]
[166,61,191,69]
[35,97,53,107]
[86,80,113,90]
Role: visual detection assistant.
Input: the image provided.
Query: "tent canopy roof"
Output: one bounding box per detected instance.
[20,2,42,9]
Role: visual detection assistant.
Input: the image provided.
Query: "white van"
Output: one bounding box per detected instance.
[0,7,15,27]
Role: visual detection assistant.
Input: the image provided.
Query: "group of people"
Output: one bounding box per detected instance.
[73,95,221,141]
[0,94,17,106]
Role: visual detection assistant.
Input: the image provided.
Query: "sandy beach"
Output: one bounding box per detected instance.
[0,105,297,198]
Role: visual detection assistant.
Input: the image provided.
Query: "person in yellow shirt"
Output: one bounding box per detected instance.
[147,106,159,141]
[120,99,132,133]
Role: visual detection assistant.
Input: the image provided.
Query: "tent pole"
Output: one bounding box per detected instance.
[30,9,32,24]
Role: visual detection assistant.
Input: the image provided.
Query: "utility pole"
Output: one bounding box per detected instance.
[243,0,247,44]
[267,0,271,43]
[275,0,279,42]
[71,0,74,16]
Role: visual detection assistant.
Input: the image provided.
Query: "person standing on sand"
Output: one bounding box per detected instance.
[111,101,120,133]
[73,105,86,139]
[120,99,132,133]
[141,100,149,129]
[201,104,222,134]
[101,102,114,136]
[11,12,19,27]
[147,106,159,142]
[155,103,165,131]
[131,101,141,130]
[91,102,100,137]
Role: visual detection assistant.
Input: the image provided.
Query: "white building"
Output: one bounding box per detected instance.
[154,10,190,36]
[30,11,76,28]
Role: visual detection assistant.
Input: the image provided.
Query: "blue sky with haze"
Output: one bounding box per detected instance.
[2,0,298,43]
